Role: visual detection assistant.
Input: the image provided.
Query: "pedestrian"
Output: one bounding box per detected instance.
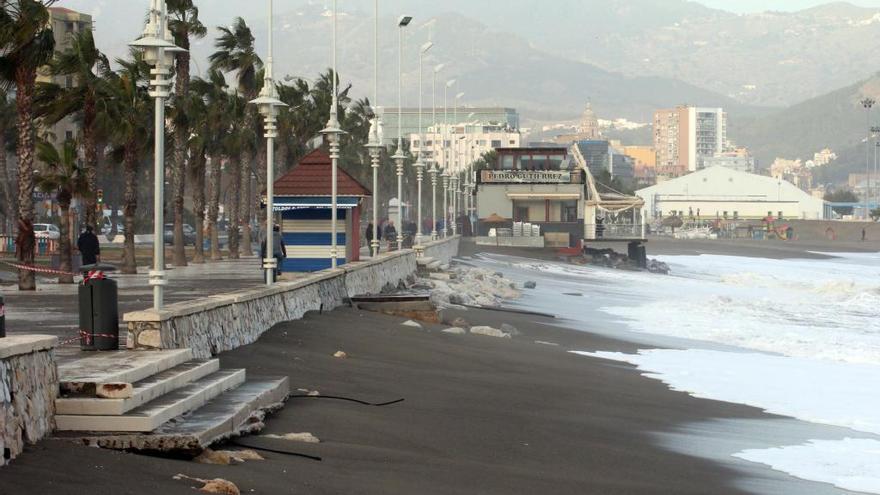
[77,225,100,267]
[862,228,867,242]
[383,220,397,251]
[261,224,286,278]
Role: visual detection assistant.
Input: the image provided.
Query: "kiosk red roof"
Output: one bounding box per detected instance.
[273,148,371,197]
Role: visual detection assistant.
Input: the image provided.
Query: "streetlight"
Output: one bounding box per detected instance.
[250,0,287,285]
[365,0,382,258]
[413,41,432,246]
[441,168,449,237]
[454,91,464,226]
[862,98,875,220]
[320,0,345,268]
[129,0,186,311]
[393,14,412,250]
[430,63,444,239]
[445,79,457,235]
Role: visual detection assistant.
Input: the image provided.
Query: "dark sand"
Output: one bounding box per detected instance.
[2,305,780,494]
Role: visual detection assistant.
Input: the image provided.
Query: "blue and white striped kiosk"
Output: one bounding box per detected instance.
[271,149,371,272]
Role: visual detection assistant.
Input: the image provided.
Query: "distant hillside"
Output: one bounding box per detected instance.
[730,73,880,184]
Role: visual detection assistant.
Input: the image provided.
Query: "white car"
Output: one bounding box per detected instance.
[33,223,61,240]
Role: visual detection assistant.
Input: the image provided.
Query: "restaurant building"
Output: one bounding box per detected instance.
[475,147,586,247]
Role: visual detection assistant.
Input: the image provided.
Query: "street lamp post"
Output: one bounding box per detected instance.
[414,41,432,246]
[441,169,450,237]
[394,15,412,251]
[321,0,344,269]
[250,0,287,285]
[863,98,875,220]
[366,0,382,258]
[130,0,185,311]
[429,162,438,239]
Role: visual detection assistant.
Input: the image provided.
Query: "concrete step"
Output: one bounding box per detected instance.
[56,359,220,416]
[55,369,246,432]
[427,260,443,271]
[58,349,194,396]
[416,256,437,266]
[74,377,290,454]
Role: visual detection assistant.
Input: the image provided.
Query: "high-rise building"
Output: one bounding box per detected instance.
[653,105,727,178]
[39,7,94,147]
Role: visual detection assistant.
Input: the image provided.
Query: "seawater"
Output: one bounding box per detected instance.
[472,251,880,495]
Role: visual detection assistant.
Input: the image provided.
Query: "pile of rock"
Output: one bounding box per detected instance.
[413,266,520,308]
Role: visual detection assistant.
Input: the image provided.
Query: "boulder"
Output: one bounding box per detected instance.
[401,320,423,329]
[500,323,520,336]
[442,327,467,335]
[470,326,511,338]
[523,281,537,289]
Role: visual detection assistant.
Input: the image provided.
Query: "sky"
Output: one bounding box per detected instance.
[696,0,880,12]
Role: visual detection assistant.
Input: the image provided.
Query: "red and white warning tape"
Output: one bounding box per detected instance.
[58,329,119,346]
[2,261,105,285]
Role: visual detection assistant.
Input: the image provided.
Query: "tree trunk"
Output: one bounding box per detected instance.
[207,154,222,261]
[83,96,98,230]
[121,142,138,274]
[15,68,36,290]
[240,152,252,256]
[0,137,14,235]
[191,148,206,264]
[57,202,73,284]
[227,159,240,259]
[171,49,191,268]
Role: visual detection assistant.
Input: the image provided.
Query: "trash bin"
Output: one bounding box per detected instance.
[78,274,119,351]
[0,294,5,338]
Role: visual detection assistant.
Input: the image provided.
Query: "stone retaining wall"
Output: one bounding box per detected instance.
[125,237,458,359]
[1,335,58,467]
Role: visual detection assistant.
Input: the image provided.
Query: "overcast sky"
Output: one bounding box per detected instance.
[696,0,880,11]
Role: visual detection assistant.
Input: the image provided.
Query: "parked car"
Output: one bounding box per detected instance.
[33,223,60,240]
[100,222,124,236]
[164,223,196,245]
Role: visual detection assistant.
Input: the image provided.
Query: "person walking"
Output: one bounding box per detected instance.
[383,220,397,252]
[261,224,286,279]
[365,222,381,256]
[77,226,101,267]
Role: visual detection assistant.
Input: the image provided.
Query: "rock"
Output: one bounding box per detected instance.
[199,479,240,495]
[470,326,511,338]
[401,320,422,329]
[307,390,320,396]
[523,281,537,289]
[474,273,485,281]
[494,272,504,278]
[442,327,466,335]
[509,283,517,290]
[451,317,471,329]
[264,432,321,443]
[195,449,264,465]
[448,294,465,306]
[500,323,520,336]
[96,382,133,399]
[333,351,348,359]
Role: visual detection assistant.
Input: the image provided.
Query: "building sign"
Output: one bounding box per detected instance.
[482,170,571,183]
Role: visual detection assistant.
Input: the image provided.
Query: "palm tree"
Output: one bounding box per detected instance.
[34,139,87,284]
[35,27,110,231]
[167,0,206,267]
[191,69,229,261]
[0,0,57,291]
[0,91,16,233]
[105,52,151,274]
[209,17,262,257]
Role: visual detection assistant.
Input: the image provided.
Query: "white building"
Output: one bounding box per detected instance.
[411,123,520,174]
[637,166,830,221]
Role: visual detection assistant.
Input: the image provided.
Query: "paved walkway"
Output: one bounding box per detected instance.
[1,257,266,346]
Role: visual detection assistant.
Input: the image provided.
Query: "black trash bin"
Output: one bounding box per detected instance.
[0,294,5,338]
[78,275,119,350]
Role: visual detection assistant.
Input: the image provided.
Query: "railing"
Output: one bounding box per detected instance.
[0,235,59,256]
[584,223,645,240]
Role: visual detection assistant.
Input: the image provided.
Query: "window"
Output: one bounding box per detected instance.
[519,155,532,170]
[425,140,432,147]
[501,155,514,170]
[733,211,739,219]
[413,140,420,147]
[65,75,73,88]
[562,201,578,222]
[548,155,563,170]
[65,21,74,32]
[532,155,548,170]
[65,130,73,141]
[778,211,784,220]
[491,140,501,148]
[509,140,516,145]
[514,205,529,222]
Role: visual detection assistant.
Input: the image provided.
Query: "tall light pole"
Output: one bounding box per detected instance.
[442,168,449,237]
[445,79,457,235]
[321,0,344,268]
[454,91,464,228]
[394,15,412,250]
[430,63,443,240]
[250,0,287,284]
[130,0,185,310]
[365,0,382,258]
[414,41,432,245]
[863,98,875,220]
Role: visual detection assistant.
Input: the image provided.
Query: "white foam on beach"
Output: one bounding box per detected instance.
[573,349,880,493]
[734,439,880,494]
[473,251,880,493]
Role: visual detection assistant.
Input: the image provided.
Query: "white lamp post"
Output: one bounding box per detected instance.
[441,168,449,237]
[130,0,185,311]
[414,41,432,246]
[250,0,287,285]
[429,160,438,239]
[320,0,345,268]
[365,0,382,258]
[394,15,412,250]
